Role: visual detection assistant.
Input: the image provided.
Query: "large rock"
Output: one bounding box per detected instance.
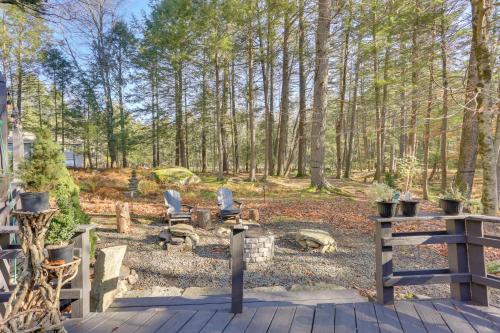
[295,229,337,253]
[169,224,195,237]
[90,245,127,312]
[151,167,201,185]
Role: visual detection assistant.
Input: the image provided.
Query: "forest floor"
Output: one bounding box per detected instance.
[72,168,500,304]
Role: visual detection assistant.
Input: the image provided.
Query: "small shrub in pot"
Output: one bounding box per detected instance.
[440,185,466,215]
[368,182,399,218]
[399,192,419,217]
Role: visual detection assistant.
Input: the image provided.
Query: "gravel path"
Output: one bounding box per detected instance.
[92,217,500,304]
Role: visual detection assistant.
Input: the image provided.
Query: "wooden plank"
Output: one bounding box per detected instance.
[374,304,403,333]
[70,311,132,333]
[334,303,356,333]
[384,272,471,286]
[245,306,277,333]
[71,230,91,318]
[383,232,466,246]
[0,226,17,234]
[289,306,315,333]
[372,214,467,223]
[468,234,500,248]
[134,308,176,333]
[446,219,471,301]
[466,215,500,224]
[466,219,489,305]
[63,312,98,332]
[177,311,216,333]
[312,304,335,333]
[111,308,159,333]
[230,226,246,314]
[223,307,257,333]
[267,306,296,333]
[393,301,426,333]
[472,274,500,289]
[413,301,451,333]
[375,221,394,304]
[432,300,475,332]
[156,310,196,333]
[452,301,500,333]
[0,248,22,259]
[199,311,234,333]
[354,302,379,333]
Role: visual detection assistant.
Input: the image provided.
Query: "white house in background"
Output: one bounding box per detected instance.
[7,131,84,168]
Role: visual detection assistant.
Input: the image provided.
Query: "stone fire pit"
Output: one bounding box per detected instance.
[243,226,274,264]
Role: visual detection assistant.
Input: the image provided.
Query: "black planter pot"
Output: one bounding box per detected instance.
[400,200,420,217]
[377,201,398,218]
[440,198,464,215]
[20,192,49,213]
[46,242,74,265]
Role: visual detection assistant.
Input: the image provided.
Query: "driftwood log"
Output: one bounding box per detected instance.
[0,209,79,333]
[116,202,131,234]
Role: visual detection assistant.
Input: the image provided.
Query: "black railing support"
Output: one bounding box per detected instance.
[230,224,247,314]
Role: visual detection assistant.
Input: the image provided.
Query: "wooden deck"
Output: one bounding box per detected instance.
[64,297,500,332]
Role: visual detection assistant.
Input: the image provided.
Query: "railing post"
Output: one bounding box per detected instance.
[375,221,393,304]
[466,218,488,305]
[71,226,92,318]
[446,218,471,301]
[230,224,247,314]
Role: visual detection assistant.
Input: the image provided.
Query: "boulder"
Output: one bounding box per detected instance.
[295,229,337,253]
[169,224,195,237]
[90,245,127,312]
[170,237,185,245]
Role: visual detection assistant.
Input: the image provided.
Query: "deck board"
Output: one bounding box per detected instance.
[64,298,500,333]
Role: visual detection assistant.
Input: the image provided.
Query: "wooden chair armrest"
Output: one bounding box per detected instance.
[182,204,194,213]
[234,200,243,208]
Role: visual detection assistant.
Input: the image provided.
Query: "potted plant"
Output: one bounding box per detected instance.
[397,156,420,217]
[368,182,399,218]
[400,192,419,217]
[440,184,466,215]
[45,196,76,264]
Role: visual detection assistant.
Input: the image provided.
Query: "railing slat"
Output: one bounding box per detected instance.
[383,232,466,246]
[384,272,471,287]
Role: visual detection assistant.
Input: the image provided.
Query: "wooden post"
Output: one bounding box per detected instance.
[115,201,131,234]
[230,224,247,314]
[466,219,488,305]
[375,221,393,304]
[446,218,471,301]
[71,225,94,318]
[0,232,9,315]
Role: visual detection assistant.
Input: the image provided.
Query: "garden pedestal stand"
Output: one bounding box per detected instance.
[0,209,80,333]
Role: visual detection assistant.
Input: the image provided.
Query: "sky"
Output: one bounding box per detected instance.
[119,0,151,21]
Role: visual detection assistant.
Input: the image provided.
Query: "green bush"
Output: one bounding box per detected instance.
[19,128,90,247]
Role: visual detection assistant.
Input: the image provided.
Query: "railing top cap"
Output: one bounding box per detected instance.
[370,213,500,223]
[370,213,467,223]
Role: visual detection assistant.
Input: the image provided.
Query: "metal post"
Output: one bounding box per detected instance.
[230,224,247,314]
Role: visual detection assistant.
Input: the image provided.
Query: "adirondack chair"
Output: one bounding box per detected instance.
[163,190,193,226]
[217,187,243,223]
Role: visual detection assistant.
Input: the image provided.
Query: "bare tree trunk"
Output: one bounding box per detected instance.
[408,0,420,158]
[310,0,332,189]
[423,28,435,200]
[230,61,239,175]
[222,63,229,173]
[471,0,496,214]
[201,59,208,173]
[336,10,351,179]
[344,38,361,179]
[297,0,307,177]
[268,2,275,176]
[371,3,382,182]
[277,11,291,176]
[248,11,256,181]
[439,7,449,192]
[455,36,479,196]
[215,54,224,181]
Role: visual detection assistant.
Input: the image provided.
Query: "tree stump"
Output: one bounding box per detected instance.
[248,209,259,222]
[116,202,131,234]
[196,209,211,229]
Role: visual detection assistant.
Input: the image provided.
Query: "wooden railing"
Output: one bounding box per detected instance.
[373,213,500,306]
[0,224,95,318]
